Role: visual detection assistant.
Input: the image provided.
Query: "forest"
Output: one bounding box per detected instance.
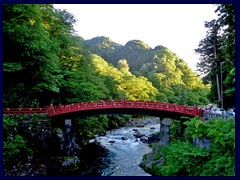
[3,4,215,108]
[3,4,235,176]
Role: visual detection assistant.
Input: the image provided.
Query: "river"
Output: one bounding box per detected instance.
[75,118,160,176]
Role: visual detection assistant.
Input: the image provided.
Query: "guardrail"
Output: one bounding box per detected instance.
[3,108,49,115]
[202,112,235,120]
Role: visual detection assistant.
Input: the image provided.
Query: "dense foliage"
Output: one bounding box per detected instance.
[3,114,49,175]
[3,4,211,108]
[195,4,235,108]
[141,117,235,176]
[85,37,211,105]
[3,4,209,107]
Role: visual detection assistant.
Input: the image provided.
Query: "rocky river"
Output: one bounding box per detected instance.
[4,116,162,176]
[73,117,161,176]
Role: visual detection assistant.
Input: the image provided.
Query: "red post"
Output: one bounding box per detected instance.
[122,95,126,107]
[194,105,198,116]
[49,103,54,115]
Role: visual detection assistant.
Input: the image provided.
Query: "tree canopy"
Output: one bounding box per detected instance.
[195,4,235,108]
[85,37,211,105]
[3,4,212,108]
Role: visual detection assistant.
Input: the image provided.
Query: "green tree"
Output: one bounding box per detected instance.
[3,115,33,172]
[195,4,235,108]
[117,59,130,72]
[3,5,64,107]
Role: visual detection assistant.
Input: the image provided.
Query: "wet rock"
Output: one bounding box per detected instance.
[62,156,80,171]
[134,132,145,138]
[121,137,128,140]
[140,136,148,143]
[99,132,107,136]
[136,124,145,127]
[147,134,160,144]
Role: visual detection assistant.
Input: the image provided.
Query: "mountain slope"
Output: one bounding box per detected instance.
[84,36,210,105]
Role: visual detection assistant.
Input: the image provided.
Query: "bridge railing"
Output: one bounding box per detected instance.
[3,108,49,115]
[3,100,199,117]
[49,100,197,116]
[123,101,196,115]
[51,100,123,113]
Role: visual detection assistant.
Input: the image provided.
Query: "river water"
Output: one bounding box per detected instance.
[76,119,160,176]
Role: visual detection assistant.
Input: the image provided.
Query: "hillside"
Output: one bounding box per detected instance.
[85,36,210,105]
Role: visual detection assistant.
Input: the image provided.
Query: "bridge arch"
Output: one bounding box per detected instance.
[48,100,199,119]
[3,99,200,119]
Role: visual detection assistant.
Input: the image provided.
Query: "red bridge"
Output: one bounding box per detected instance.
[3,99,201,118]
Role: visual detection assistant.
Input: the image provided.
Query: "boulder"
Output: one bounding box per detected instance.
[147,134,160,144]
[121,137,128,140]
[62,156,80,172]
[140,136,148,143]
[133,132,145,138]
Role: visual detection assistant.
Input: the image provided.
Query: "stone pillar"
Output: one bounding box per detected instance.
[64,119,72,156]
[160,118,171,146]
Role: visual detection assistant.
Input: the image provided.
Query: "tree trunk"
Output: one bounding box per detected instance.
[216,72,221,101]
[214,44,221,102]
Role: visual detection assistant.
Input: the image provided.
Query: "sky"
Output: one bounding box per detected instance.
[53,4,218,72]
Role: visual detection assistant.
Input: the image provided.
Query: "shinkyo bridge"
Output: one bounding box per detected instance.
[3,99,201,118]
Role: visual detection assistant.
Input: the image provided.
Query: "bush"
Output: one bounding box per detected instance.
[141,117,235,176]
[155,141,210,176]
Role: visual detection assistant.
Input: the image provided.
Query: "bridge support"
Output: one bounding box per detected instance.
[160,118,171,146]
[64,119,73,156]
